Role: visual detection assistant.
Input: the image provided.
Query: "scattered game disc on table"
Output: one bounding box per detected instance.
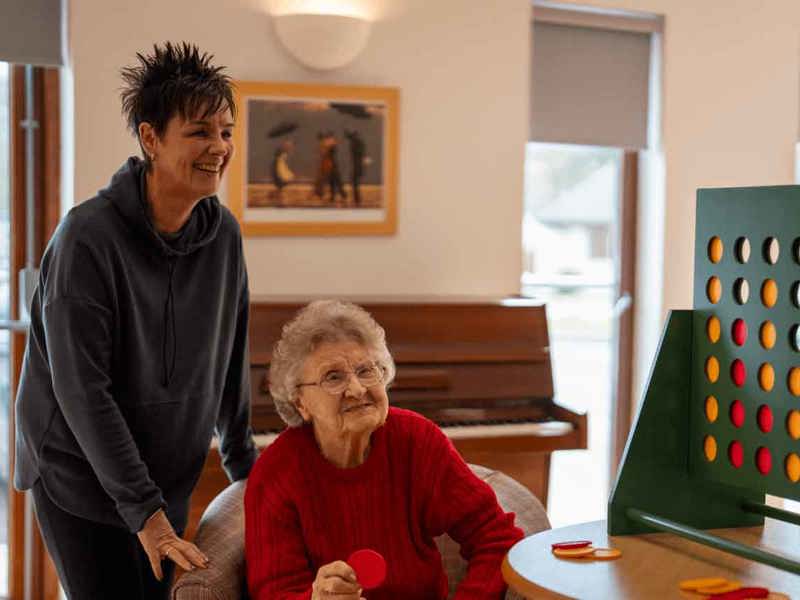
[552,546,595,558]
[347,549,386,590]
[590,548,622,561]
[708,587,769,599]
[551,540,592,550]
[679,577,728,591]
[697,580,741,594]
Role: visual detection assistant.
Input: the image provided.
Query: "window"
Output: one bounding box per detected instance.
[522,142,621,526]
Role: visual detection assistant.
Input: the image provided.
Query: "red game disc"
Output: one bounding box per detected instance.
[731,319,747,346]
[757,404,773,433]
[728,440,744,468]
[708,587,769,599]
[347,549,386,590]
[551,540,592,550]
[756,446,772,475]
[730,400,745,428]
[730,359,746,387]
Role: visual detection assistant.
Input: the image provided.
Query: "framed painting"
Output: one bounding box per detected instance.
[227,81,399,236]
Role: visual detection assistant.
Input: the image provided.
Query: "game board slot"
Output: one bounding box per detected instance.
[791,325,800,352]
[735,236,751,263]
[792,282,800,308]
[733,279,749,305]
[763,237,780,265]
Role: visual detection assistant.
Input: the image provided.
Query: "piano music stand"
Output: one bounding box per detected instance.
[609,185,800,574]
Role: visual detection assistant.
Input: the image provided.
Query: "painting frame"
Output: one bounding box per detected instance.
[227,81,399,236]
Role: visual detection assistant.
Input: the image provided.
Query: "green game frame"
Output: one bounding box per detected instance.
[608,186,800,574]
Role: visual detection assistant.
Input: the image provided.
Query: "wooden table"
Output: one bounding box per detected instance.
[502,520,800,599]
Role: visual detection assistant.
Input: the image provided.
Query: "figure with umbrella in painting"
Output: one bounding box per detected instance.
[314,131,346,205]
[344,129,365,207]
[268,121,297,204]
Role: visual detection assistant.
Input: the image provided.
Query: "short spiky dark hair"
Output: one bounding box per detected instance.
[119,42,236,144]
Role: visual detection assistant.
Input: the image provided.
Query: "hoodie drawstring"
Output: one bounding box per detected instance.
[162,258,177,386]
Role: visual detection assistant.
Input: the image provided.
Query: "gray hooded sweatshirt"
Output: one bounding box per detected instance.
[14,156,257,533]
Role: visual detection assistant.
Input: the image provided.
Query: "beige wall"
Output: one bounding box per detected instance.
[69,0,800,307]
[579,0,800,311]
[69,0,531,296]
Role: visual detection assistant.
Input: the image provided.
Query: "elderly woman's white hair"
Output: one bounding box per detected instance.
[269,300,396,427]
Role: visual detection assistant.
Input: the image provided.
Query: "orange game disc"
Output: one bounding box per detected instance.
[760,321,776,349]
[552,547,595,558]
[758,363,775,392]
[697,580,741,594]
[679,577,728,591]
[761,279,778,308]
[708,237,723,263]
[787,410,800,440]
[705,396,718,423]
[591,548,622,560]
[707,277,722,304]
[706,356,720,383]
[707,316,721,343]
[788,368,800,396]
[785,453,800,483]
[704,435,717,462]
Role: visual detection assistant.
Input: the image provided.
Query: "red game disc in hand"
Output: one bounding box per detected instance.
[347,549,387,590]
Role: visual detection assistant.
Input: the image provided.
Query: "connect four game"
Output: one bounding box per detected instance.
[609,186,800,574]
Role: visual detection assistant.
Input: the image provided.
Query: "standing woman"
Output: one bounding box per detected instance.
[13,42,256,599]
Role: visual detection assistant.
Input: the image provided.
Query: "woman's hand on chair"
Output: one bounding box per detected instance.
[137,509,210,581]
[311,561,365,600]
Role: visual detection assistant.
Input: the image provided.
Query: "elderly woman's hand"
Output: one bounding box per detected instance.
[311,561,365,600]
[137,509,209,581]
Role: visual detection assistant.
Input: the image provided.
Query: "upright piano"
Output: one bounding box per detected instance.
[186,296,587,539]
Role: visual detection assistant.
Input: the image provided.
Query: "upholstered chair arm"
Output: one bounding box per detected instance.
[170,481,246,600]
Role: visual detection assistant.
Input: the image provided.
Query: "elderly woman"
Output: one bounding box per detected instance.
[245,300,523,599]
[14,42,255,599]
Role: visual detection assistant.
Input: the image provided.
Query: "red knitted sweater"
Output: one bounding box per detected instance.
[245,407,524,599]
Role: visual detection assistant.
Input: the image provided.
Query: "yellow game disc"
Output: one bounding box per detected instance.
[591,548,622,561]
[760,321,777,349]
[679,577,728,591]
[706,316,721,343]
[705,356,720,383]
[761,279,778,308]
[553,547,594,558]
[707,277,722,304]
[788,410,800,440]
[704,396,718,423]
[703,435,717,461]
[697,581,741,594]
[708,237,723,263]
[786,453,800,483]
[788,368,800,396]
[759,363,775,392]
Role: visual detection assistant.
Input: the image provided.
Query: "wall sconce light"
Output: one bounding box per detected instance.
[272,12,372,70]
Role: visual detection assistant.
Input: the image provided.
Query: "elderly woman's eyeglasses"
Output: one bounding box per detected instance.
[297,362,386,396]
